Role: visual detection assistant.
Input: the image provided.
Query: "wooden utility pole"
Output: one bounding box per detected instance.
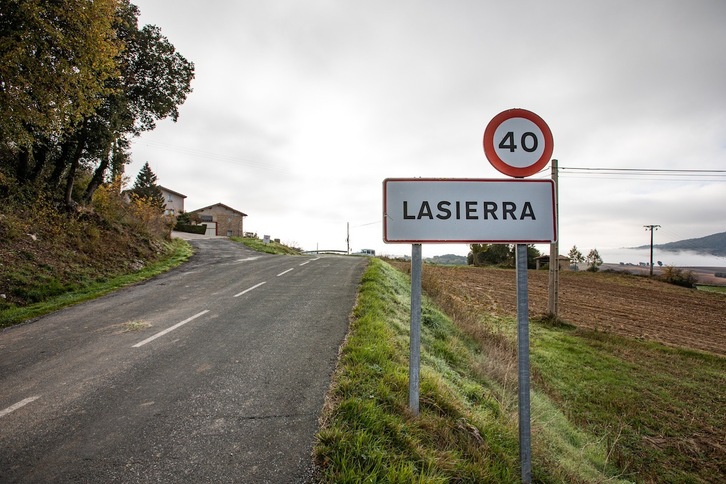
[644,224,660,276]
[547,159,559,317]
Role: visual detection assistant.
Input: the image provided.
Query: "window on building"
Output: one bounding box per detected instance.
[200,215,213,222]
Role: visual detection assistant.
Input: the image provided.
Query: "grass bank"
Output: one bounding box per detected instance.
[230,236,302,255]
[531,325,725,482]
[0,238,192,329]
[696,284,726,294]
[418,264,725,482]
[314,259,624,482]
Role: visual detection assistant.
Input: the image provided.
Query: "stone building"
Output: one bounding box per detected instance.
[158,186,186,216]
[189,203,247,237]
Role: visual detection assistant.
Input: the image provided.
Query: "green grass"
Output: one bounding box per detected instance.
[230,236,302,255]
[531,326,726,482]
[0,238,192,328]
[696,284,726,293]
[417,266,726,482]
[314,259,624,482]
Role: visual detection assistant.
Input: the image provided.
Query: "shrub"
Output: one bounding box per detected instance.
[174,223,206,234]
[92,177,174,239]
[659,266,697,288]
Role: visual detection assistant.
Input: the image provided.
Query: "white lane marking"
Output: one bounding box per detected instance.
[0,395,40,418]
[233,281,266,298]
[299,261,310,266]
[235,257,260,262]
[277,268,294,277]
[133,310,210,348]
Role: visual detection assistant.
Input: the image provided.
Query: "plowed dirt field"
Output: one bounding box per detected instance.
[413,264,726,355]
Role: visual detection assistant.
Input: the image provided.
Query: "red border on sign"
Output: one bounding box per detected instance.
[382,178,557,244]
[483,109,554,178]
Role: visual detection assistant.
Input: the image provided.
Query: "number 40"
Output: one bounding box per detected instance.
[498,131,539,153]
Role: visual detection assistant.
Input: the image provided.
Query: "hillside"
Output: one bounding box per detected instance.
[390,262,725,481]
[637,230,726,256]
[417,264,726,355]
[426,253,467,265]
[319,260,725,482]
[0,193,186,326]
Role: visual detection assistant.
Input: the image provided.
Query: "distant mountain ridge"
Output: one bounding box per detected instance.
[637,231,726,257]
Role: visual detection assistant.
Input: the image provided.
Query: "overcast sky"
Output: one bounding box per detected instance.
[128,0,726,263]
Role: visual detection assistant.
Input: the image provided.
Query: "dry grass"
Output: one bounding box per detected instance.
[388,261,726,482]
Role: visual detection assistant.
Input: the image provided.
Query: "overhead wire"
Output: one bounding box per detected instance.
[557,166,726,182]
[136,140,288,173]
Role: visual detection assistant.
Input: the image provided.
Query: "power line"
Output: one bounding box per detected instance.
[351,220,380,228]
[644,224,661,276]
[561,167,726,173]
[135,140,287,173]
[557,166,726,182]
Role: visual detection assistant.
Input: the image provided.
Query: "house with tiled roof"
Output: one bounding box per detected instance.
[189,203,247,237]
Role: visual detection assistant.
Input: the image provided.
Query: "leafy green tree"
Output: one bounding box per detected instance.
[129,162,165,213]
[0,0,121,153]
[568,245,585,268]
[525,244,542,269]
[468,244,515,267]
[76,1,194,206]
[0,0,195,208]
[586,248,603,272]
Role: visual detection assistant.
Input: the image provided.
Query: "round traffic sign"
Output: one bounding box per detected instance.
[483,108,554,178]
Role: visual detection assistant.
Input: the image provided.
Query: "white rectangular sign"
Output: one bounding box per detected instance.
[383,178,557,243]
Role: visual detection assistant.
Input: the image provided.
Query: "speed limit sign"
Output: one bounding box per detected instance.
[483,108,554,178]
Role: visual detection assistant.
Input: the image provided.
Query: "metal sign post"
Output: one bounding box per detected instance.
[547,159,560,317]
[516,243,532,482]
[483,108,554,484]
[384,108,554,483]
[409,244,422,416]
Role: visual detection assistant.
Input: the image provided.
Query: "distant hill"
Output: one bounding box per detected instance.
[637,231,726,257]
[426,254,468,265]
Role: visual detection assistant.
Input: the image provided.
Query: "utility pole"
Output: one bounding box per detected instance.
[547,159,559,317]
[346,222,350,255]
[644,224,660,276]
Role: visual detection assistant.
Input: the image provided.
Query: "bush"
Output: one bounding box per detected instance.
[92,178,174,239]
[659,266,697,288]
[174,223,206,234]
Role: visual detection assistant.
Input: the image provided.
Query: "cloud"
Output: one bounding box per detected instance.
[129,0,726,260]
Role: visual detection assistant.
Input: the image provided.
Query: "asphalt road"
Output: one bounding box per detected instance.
[0,238,367,483]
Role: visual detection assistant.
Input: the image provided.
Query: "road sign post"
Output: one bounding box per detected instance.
[483,108,554,178]
[383,178,556,243]
[516,243,532,482]
[483,108,554,484]
[383,108,554,483]
[409,244,422,416]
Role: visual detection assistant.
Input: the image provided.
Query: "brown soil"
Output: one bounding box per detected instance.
[412,264,726,356]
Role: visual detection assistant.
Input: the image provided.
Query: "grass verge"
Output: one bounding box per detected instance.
[696,284,726,294]
[418,264,726,482]
[0,238,192,329]
[230,236,302,255]
[531,327,725,482]
[314,259,624,482]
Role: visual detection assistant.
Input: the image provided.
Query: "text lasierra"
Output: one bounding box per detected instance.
[403,200,536,221]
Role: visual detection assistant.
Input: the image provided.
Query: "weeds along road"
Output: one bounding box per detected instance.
[0,238,367,483]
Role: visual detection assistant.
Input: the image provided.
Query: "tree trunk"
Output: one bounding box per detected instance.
[28,141,49,183]
[82,143,112,203]
[15,146,30,183]
[50,140,75,190]
[63,126,88,209]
